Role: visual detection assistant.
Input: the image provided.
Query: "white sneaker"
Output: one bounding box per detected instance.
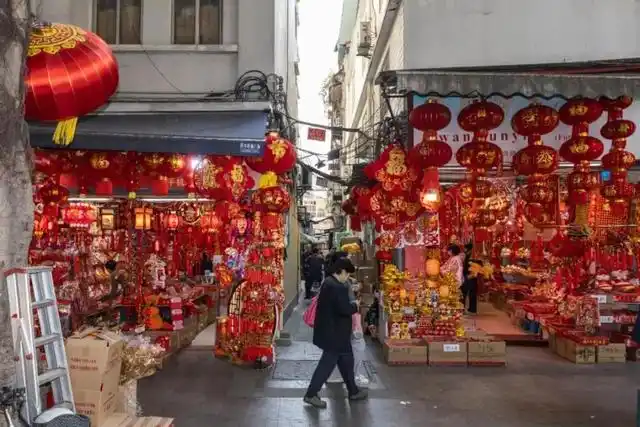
[355,375,370,388]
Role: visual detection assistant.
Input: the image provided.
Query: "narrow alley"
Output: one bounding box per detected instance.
[138,292,640,427]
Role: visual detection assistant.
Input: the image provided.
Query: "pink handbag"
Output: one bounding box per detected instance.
[303,296,318,327]
[352,313,363,334]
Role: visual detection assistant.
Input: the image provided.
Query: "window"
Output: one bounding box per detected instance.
[95,0,142,44]
[173,0,222,45]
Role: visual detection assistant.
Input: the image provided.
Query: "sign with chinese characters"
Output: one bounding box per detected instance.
[238,142,263,156]
[307,127,327,141]
[412,94,640,163]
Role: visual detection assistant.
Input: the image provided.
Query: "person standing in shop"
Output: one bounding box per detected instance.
[304,258,368,408]
[462,243,479,314]
[305,247,324,299]
[199,252,213,276]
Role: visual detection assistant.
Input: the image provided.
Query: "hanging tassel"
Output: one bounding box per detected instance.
[52,117,78,146]
[258,172,278,189]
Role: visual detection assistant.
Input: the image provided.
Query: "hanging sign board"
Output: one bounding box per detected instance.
[307,127,327,141]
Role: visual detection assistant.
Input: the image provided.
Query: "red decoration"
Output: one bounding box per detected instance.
[218,159,254,202]
[164,211,181,231]
[200,210,223,233]
[25,22,118,145]
[251,186,291,213]
[245,132,296,174]
[370,144,419,195]
[457,101,504,133]
[599,96,636,216]
[37,181,69,207]
[164,153,187,178]
[409,100,452,134]
[194,156,226,199]
[62,203,96,228]
[558,99,604,224]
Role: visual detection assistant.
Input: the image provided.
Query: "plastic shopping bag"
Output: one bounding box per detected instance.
[303,296,318,327]
[352,313,363,338]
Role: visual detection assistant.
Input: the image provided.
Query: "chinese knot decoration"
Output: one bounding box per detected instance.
[25,22,119,146]
[558,98,604,226]
[511,104,560,225]
[370,144,419,195]
[245,132,296,175]
[218,158,254,202]
[599,96,636,217]
[409,100,453,212]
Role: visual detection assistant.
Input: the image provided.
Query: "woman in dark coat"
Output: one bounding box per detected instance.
[304,258,368,408]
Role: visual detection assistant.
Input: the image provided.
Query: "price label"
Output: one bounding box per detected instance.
[443,344,460,352]
[591,295,607,304]
[599,315,614,324]
[403,307,415,315]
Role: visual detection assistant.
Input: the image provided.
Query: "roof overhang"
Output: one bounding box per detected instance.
[377,59,640,99]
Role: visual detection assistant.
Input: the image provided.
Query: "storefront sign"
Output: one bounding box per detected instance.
[307,127,327,141]
[412,94,640,164]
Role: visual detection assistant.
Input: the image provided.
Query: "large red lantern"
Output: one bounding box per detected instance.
[251,173,291,213]
[599,96,636,216]
[25,22,119,146]
[245,132,296,174]
[456,101,504,177]
[559,99,604,225]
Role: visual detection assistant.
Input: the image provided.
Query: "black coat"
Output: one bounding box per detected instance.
[306,255,324,283]
[313,276,357,353]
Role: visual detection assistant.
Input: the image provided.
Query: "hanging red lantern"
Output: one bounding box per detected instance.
[164,211,181,231]
[558,98,604,225]
[251,173,291,213]
[218,158,254,202]
[342,198,357,215]
[141,153,170,196]
[245,132,296,174]
[88,151,118,196]
[409,100,453,169]
[458,101,505,133]
[409,100,452,131]
[25,22,118,146]
[370,144,419,195]
[599,96,637,217]
[511,104,560,177]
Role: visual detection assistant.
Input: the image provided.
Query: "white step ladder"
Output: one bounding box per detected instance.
[4,267,75,423]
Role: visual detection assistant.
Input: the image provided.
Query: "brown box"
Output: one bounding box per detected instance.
[627,347,640,361]
[548,330,557,353]
[66,331,124,391]
[597,343,627,363]
[428,341,467,366]
[554,334,567,358]
[559,337,596,364]
[468,340,507,366]
[74,386,119,427]
[356,267,375,284]
[383,339,428,365]
[144,330,180,353]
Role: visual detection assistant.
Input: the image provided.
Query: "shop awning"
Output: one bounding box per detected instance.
[377,59,640,99]
[29,110,268,157]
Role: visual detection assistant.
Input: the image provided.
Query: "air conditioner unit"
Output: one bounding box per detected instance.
[357,21,372,57]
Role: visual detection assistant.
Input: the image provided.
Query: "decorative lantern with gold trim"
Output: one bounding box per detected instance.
[25,22,119,146]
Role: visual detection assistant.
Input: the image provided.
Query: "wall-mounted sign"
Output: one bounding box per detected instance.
[307,127,327,141]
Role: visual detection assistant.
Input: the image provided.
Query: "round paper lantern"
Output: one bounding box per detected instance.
[512,144,558,176]
[409,138,452,169]
[25,22,119,146]
[567,170,599,204]
[245,132,296,174]
[558,135,604,164]
[558,98,603,127]
[457,101,504,133]
[455,139,502,175]
[511,104,559,137]
[251,173,291,213]
[409,100,452,132]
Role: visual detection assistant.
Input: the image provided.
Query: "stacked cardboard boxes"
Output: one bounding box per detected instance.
[554,336,596,364]
[102,413,174,426]
[428,340,468,366]
[66,331,124,426]
[596,343,626,363]
[383,339,428,365]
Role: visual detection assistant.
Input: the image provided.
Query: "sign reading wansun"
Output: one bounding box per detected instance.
[412,94,640,164]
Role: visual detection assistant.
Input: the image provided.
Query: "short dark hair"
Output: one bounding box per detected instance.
[464,243,473,252]
[332,258,355,275]
[105,260,117,272]
[447,244,461,256]
[312,247,320,254]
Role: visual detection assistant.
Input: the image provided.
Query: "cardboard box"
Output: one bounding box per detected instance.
[560,337,596,364]
[383,339,428,365]
[115,381,137,416]
[102,413,174,427]
[468,340,507,366]
[144,330,180,353]
[597,343,627,363]
[356,267,375,284]
[66,330,124,391]
[428,341,467,366]
[74,387,119,427]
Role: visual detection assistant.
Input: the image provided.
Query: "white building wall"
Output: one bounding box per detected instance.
[403,0,640,69]
[35,0,292,96]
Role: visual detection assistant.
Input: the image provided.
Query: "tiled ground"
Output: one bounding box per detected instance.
[138,298,640,427]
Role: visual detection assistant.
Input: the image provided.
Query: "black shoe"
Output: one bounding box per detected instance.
[303,395,327,408]
[349,390,368,401]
